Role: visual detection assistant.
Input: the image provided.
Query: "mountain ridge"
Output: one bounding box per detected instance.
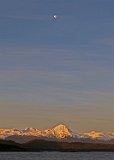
[0,124,114,144]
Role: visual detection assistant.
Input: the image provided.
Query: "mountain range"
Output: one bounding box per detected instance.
[0,124,114,144]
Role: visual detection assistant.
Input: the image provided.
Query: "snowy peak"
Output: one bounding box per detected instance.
[52,124,72,138]
[84,131,114,141]
[53,124,69,130]
[21,128,41,136]
[84,131,104,138]
[43,124,73,139]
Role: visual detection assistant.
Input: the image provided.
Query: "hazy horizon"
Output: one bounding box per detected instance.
[0,0,114,132]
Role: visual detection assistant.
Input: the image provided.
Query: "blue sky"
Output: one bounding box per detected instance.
[0,0,114,131]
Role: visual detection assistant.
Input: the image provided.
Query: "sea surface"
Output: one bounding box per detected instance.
[0,152,114,160]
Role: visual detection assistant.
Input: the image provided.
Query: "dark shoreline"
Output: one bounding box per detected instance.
[0,139,114,152]
[0,150,114,152]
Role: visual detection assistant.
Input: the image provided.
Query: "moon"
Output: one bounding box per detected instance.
[53,15,58,20]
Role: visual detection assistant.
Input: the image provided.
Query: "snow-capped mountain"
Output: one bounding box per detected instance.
[43,124,73,138]
[0,124,114,144]
[83,131,114,141]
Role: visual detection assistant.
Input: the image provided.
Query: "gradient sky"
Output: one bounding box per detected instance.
[0,0,114,132]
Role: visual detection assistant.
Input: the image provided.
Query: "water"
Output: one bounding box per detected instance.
[0,152,114,160]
